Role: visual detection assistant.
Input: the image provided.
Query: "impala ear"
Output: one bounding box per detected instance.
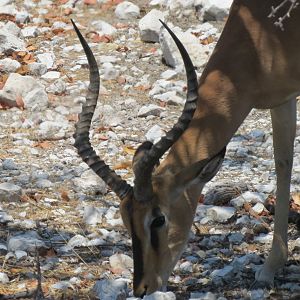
[198,147,226,182]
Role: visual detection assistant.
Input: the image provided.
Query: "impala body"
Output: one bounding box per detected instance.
[72,0,300,297]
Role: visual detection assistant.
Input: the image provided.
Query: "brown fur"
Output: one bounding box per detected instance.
[120,1,300,296]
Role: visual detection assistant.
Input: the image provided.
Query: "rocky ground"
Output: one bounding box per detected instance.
[0,0,300,299]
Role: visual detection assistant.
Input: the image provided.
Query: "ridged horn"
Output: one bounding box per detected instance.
[133,20,199,201]
[71,19,132,200]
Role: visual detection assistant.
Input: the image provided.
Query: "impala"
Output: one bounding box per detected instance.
[71,0,300,296]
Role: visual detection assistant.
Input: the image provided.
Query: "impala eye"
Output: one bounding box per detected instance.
[151,215,165,228]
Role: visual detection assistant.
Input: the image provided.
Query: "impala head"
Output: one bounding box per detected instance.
[71,19,225,296]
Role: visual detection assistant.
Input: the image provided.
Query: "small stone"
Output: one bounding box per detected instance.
[7,231,47,253]
[51,281,74,290]
[93,279,128,300]
[206,206,236,223]
[2,159,18,170]
[101,62,119,80]
[35,178,53,188]
[28,62,47,76]
[41,71,60,80]
[138,104,164,117]
[83,205,106,225]
[37,52,55,69]
[0,58,21,73]
[109,253,133,272]
[252,202,265,214]
[179,261,193,273]
[67,234,88,248]
[0,182,22,202]
[228,232,244,244]
[139,9,166,42]
[211,265,234,282]
[0,272,9,284]
[92,20,117,35]
[0,28,25,54]
[15,250,27,260]
[21,26,38,38]
[144,291,176,300]
[73,169,107,195]
[160,69,177,80]
[115,1,140,19]
[145,124,164,143]
[189,291,217,300]
[15,10,30,23]
[46,78,66,94]
[249,289,268,300]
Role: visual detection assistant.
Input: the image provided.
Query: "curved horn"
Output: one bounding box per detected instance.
[71,19,132,200]
[134,20,198,200]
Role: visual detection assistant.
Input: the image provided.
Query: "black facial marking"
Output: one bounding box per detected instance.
[150,208,165,251]
[150,226,160,251]
[131,219,144,291]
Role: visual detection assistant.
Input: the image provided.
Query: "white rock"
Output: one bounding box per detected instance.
[91,20,117,36]
[0,58,20,73]
[0,28,26,54]
[15,250,27,260]
[52,21,67,30]
[252,202,265,214]
[83,205,106,225]
[179,261,193,273]
[41,71,60,80]
[15,10,30,23]
[206,206,236,223]
[0,272,9,284]
[0,0,14,6]
[160,25,212,69]
[46,78,66,94]
[24,88,49,110]
[153,90,185,105]
[67,234,88,248]
[21,26,38,38]
[189,291,216,300]
[28,62,47,76]
[109,253,133,271]
[8,231,46,253]
[230,191,266,208]
[167,0,194,10]
[139,9,166,43]
[0,73,48,110]
[37,52,55,69]
[146,124,164,143]
[1,21,21,36]
[0,3,16,15]
[144,292,176,300]
[0,211,13,223]
[93,279,128,300]
[150,0,168,5]
[115,1,140,19]
[73,169,107,195]
[51,281,74,290]
[160,69,177,80]
[38,119,70,138]
[138,104,164,117]
[101,62,119,80]
[254,233,273,244]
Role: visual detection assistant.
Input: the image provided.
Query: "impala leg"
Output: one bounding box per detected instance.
[255,98,296,286]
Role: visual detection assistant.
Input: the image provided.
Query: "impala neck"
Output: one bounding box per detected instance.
[156,0,300,176]
[156,70,251,175]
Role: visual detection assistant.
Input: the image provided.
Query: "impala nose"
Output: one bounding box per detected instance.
[134,285,147,298]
